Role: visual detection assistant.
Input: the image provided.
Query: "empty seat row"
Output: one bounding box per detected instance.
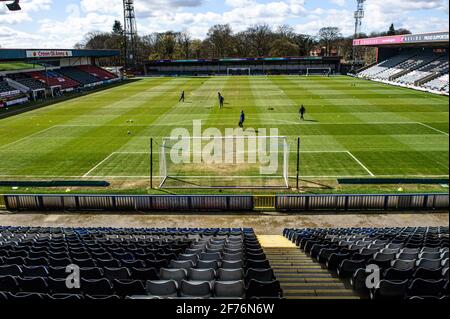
[144,279,282,299]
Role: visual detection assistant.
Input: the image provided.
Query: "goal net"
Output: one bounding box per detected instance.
[227,68,251,76]
[306,68,333,76]
[159,136,289,189]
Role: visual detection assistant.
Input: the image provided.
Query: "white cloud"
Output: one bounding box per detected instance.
[0,0,448,48]
[330,0,346,7]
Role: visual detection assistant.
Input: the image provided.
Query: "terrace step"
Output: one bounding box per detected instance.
[258,235,360,300]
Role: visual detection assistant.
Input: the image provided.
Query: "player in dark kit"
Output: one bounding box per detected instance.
[299,105,306,120]
[218,92,223,109]
[239,111,245,128]
[179,91,185,102]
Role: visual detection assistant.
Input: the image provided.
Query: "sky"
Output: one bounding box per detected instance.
[0,0,449,48]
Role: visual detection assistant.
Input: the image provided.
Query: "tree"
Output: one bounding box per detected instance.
[154,32,178,59]
[269,39,299,57]
[276,25,296,41]
[177,31,192,59]
[292,34,317,56]
[387,23,396,36]
[232,31,252,58]
[190,39,203,59]
[246,24,274,57]
[395,28,412,35]
[206,24,234,58]
[112,20,123,36]
[318,27,342,56]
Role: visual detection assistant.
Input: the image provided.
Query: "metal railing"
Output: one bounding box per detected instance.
[2,193,448,212]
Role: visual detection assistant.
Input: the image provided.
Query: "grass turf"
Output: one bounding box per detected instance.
[0,63,36,71]
[0,75,448,192]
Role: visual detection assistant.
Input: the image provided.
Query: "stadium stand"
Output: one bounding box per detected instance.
[28,71,79,90]
[8,73,46,91]
[56,67,103,86]
[0,226,282,300]
[357,50,449,93]
[284,227,449,300]
[77,65,117,81]
[0,79,20,97]
[358,51,419,79]
[423,74,450,94]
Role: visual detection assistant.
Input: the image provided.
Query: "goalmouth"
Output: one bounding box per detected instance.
[227,68,251,76]
[158,136,289,189]
[305,67,333,76]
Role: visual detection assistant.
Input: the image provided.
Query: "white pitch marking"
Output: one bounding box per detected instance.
[416,122,449,136]
[0,125,57,150]
[0,174,448,179]
[346,151,375,177]
[83,152,118,177]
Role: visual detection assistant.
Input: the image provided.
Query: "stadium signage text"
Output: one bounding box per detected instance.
[26,50,73,58]
[353,31,449,46]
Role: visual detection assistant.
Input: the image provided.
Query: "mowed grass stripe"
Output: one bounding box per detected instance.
[0,76,447,180]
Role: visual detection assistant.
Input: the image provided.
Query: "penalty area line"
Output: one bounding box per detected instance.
[416,122,449,136]
[346,151,375,177]
[83,152,117,177]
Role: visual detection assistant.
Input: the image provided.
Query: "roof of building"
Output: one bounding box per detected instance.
[0,49,120,62]
[148,56,340,64]
[353,31,449,47]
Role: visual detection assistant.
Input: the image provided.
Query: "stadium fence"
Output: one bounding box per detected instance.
[1,193,448,212]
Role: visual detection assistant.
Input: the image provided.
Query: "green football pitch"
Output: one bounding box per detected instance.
[0,76,448,189]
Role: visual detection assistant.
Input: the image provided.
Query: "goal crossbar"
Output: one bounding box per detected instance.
[227,68,251,76]
[158,136,289,189]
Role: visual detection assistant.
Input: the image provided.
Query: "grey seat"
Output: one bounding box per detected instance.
[224,247,243,253]
[386,243,404,249]
[222,260,244,269]
[370,279,409,300]
[397,252,419,260]
[185,248,203,255]
[160,268,187,284]
[214,281,245,298]
[419,252,441,260]
[391,259,416,270]
[401,248,420,254]
[197,260,219,270]
[226,243,243,250]
[360,248,379,255]
[205,248,223,254]
[169,260,195,269]
[223,253,244,261]
[146,280,178,298]
[218,269,244,281]
[189,268,216,281]
[381,248,400,254]
[178,254,199,264]
[180,280,212,298]
[416,258,442,270]
[200,252,222,262]
[421,247,441,253]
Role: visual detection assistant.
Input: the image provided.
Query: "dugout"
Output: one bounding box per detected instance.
[144,56,341,76]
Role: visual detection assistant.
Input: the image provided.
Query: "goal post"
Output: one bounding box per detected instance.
[158,135,289,189]
[227,68,251,76]
[306,67,333,76]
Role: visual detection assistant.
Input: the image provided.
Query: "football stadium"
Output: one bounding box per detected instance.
[0,0,448,309]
